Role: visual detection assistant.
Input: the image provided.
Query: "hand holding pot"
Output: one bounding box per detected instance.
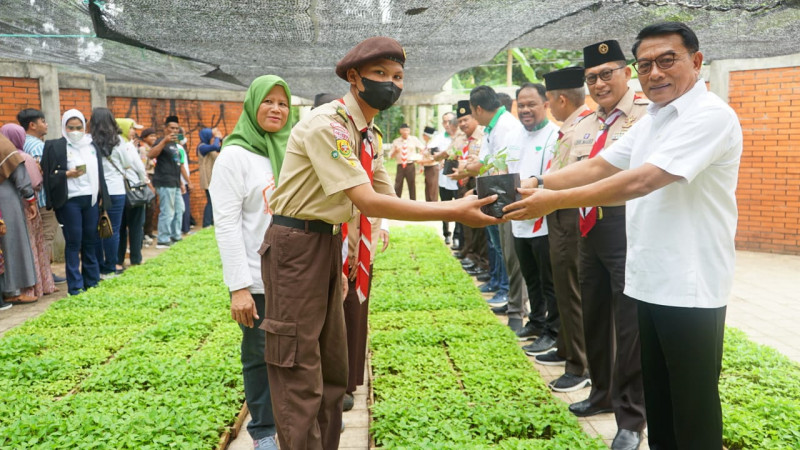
[502,188,558,221]
[452,194,505,228]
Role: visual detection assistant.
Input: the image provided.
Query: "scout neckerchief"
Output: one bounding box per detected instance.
[457,136,474,187]
[400,140,409,168]
[337,99,374,303]
[578,108,624,237]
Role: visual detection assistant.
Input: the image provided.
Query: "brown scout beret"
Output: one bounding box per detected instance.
[335,36,406,81]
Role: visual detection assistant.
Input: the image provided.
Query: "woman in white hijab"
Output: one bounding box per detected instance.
[41,109,110,296]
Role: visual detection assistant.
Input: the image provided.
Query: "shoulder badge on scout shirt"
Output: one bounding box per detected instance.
[337,139,353,158]
[336,106,350,124]
[330,122,350,141]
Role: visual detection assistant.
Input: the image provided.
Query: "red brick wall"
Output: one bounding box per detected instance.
[107,97,243,223]
[0,77,41,125]
[59,88,92,121]
[729,67,800,254]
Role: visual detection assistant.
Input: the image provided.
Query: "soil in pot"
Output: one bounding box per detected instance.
[476,173,521,218]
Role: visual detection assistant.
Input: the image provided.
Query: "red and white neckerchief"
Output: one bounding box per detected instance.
[578,108,624,237]
[457,137,473,187]
[337,99,374,303]
[400,141,409,168]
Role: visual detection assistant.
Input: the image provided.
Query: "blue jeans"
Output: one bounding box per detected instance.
[118,202,146,265]
[55,195,100,295]
[203,189,214,227]
[486,225,509,295]
[96,194,126,274]
[241,293,277,440]
[156,186,183,243]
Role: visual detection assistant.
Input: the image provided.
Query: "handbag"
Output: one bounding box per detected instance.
[106,154,155,207]
[98,210,113,239]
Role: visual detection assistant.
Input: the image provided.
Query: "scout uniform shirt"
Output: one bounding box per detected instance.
[449,126,484,165]
[549,104,593,173]
[271,91,395,224]
[570,88,649,205]
[391,135,424,167]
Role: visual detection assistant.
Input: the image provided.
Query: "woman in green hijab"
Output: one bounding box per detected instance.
[208,75,292,450]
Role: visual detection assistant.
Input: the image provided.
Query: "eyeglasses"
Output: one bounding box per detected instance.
[584,66,626,85]
[633,52,686,75]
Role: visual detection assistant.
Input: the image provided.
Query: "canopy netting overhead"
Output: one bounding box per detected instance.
[2,0,800,98]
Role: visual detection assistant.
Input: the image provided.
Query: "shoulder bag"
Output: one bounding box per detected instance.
[106,153,155,207]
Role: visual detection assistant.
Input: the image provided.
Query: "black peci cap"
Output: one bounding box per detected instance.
[544,67,586,91]
[456,100,471,118]
[423,126,435,136]
[583,40,626,69]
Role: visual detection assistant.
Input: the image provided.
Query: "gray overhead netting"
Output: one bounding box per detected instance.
[2,0,800,98]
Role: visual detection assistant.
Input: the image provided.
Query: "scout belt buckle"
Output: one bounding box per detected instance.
[332,224,341,235]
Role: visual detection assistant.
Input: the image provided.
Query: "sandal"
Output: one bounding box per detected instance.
[6,295,38,304]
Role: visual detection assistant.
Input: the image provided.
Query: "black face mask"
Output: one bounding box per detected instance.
[357,72,402,111]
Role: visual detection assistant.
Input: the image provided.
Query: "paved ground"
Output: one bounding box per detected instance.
[2,223,797,449]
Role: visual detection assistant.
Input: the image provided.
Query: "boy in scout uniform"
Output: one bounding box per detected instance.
[263,37,499,450]
[563,40,649,450]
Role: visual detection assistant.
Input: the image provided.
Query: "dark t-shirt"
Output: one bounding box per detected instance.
[152,138,182,188]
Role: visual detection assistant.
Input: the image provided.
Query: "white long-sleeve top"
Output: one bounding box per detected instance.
[209,145,275,294]
[101,137,146,195]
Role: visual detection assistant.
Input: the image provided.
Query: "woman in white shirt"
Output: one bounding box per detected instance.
[41,109,110,296]
[208,74,292,450]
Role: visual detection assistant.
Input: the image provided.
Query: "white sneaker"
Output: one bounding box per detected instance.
[0,302,12,311]
[100,273,117,281]
[253,435,278,450]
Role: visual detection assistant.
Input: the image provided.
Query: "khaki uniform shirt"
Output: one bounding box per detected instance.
[271,92,394,224]
[449,126,484,159]
[549,104,593,173]
[571,88,649,206]
[391,135,424,164]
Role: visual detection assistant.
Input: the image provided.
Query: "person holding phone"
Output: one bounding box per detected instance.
[41,109,111,296]
[148,115,185,248]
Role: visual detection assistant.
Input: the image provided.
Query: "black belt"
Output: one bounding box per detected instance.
[597,206,625,219]
[272,215,341,235]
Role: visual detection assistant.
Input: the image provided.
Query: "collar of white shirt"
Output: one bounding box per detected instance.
[647,78,706,117]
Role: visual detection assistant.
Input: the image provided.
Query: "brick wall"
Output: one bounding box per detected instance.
[107,97,243,223]
[58,88,92,121]
[0,77,41,125]
[729,67,800,254]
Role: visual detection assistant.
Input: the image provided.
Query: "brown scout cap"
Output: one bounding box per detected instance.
[335,36,406,81]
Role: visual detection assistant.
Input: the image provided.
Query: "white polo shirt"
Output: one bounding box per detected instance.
[479,110,523,173]
[509,121,559,239]
[600,79,743,308]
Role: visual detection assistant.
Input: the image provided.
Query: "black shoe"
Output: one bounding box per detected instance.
[491,304,508,315]
[465,267,485,276]
[568,399,613,417]
[523,334,556,355]
[450,240,461,250]
[549,373,591,393]
[343,393,354,412]
[534,350,566,366]
[611,429,642,450]
[444,236,451,245]
[476,273,491,282]
[507,317,522,332]
[461,258,476,269]
[515,322,543,341]
[453,251,465,259]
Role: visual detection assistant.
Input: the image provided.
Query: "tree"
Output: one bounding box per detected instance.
[453,47,583,88]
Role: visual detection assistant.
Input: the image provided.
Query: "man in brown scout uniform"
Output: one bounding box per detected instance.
[389,123,424,199]
[263,37,499,450]
[534,67,593,393]
[563,40,650,450]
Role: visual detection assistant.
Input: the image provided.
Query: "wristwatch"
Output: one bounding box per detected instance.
[531,175,544,189]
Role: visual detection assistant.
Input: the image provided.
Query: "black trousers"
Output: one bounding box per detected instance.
[514,235,558,336]
[439,187,457,238]
[547,208,587,377]
[579,210,646,431]
[638,301,726,450]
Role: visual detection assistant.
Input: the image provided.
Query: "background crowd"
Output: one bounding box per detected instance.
[0,106,222,308]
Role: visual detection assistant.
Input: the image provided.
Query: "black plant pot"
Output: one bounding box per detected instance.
[476,173,521,218]
[443,159,459,175]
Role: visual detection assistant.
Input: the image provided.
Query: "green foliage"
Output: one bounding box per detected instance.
[369,226,605,448]
[0,229,243,448]
[479,147,512,175]
[453,48,582,89]
[720,328,800,449]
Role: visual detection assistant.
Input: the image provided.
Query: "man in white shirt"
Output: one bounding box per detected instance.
[506,83,562,359]
[467,85,529,330]
[429,112,458,244]
[505,22,742,449]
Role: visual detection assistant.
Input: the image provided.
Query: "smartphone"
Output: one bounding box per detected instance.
[176,133,185,142]
[429,147,439,155]
[76,164,87,172]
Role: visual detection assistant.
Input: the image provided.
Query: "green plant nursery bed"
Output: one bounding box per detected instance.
[0,230,242,449]
[368,226,605,449]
